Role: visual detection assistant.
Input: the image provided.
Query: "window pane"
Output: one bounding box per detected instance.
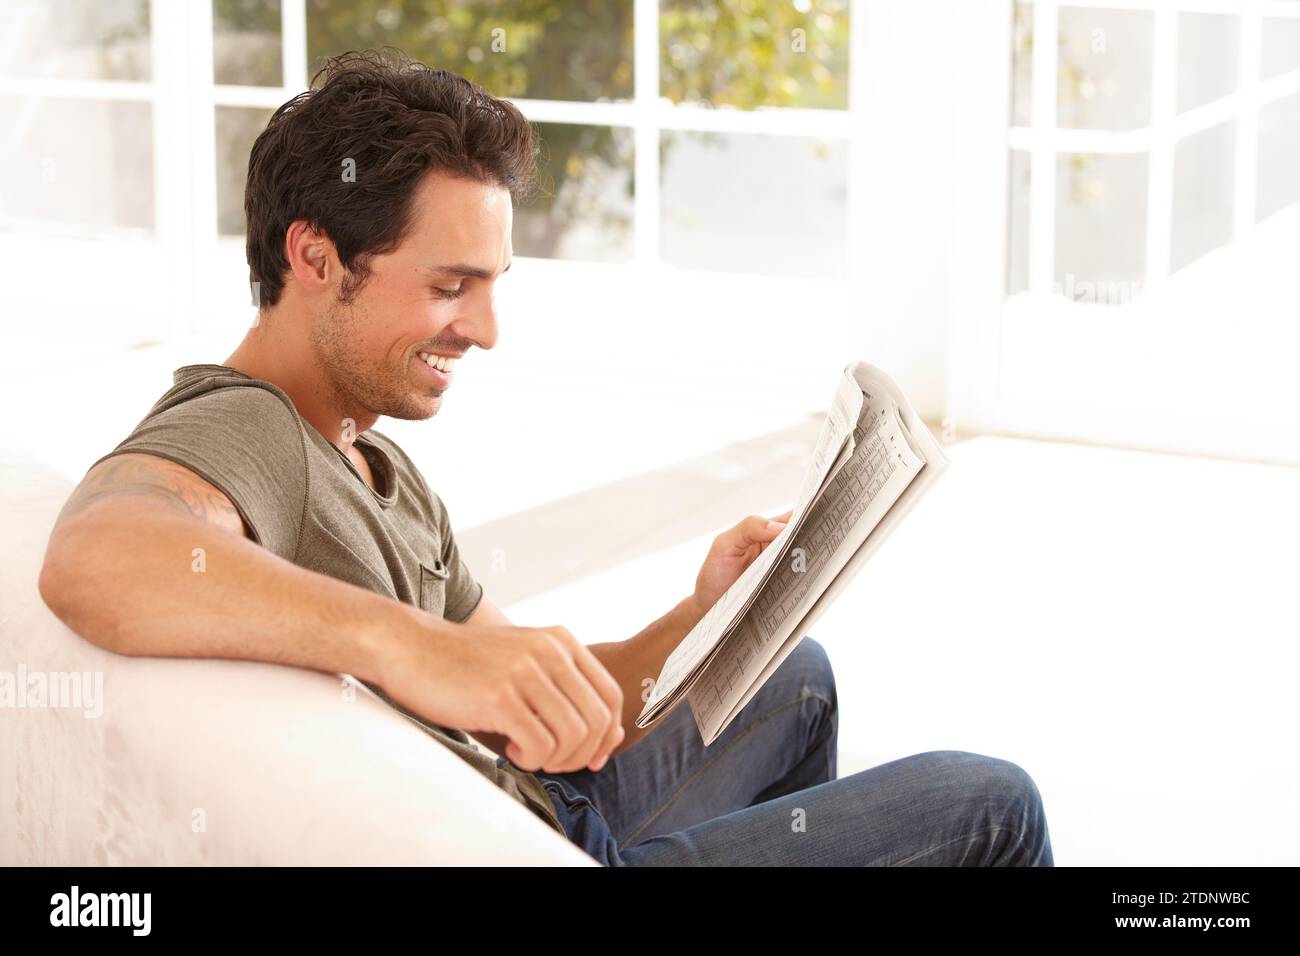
[0,0,150,81]
[514,122,634,261]
[1007,150,1030,294]
[306,1,633,102]
[660,0,850,110]
[1177,14,1237,114]
[1257,91,1300,223]
[0,97,153,231]
[660,130,848,277]
[1171,121,1235,274]
[216,106,274,236]
[1261,17,1300,81]
[1010,1,1033,127]
[1055,152,1147,303]
[1057,7,1152,131]
[214,0,282,87]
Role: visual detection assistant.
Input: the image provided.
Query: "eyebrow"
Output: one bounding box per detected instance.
[420,259,512,280]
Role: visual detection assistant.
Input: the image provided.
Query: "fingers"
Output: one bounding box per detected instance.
[499,683,560,771]
[567,635,624,769]
[512,628,623,773]
[537,646,614,772]
[720,509,794,558]
[732,511,789,548]
[569,641,626,769]
[508,665,580,772]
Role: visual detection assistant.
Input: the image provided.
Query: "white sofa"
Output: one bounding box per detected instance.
[0,445,596,866]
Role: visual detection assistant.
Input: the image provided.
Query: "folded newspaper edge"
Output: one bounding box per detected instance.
[634,360,950,744]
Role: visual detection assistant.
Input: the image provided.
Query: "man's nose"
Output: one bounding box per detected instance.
[462,295,499,351]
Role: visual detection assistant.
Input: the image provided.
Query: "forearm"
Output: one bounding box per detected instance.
[588,595,706,757]
[40,502,418,688]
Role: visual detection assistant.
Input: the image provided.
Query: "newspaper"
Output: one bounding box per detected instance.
[636,361,950,745]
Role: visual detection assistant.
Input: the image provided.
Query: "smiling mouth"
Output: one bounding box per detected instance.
[416,351,458,372]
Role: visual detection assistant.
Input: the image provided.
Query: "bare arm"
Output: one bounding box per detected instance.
[49,451,250,536]
[461,596,525,759]
[585,596,705,756]
[39,453,625,775]
[39,452,415,685]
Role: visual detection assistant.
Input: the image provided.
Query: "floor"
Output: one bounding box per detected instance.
[7,329,1298,866]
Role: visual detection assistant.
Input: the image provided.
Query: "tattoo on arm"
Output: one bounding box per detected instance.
[54,454,247,537]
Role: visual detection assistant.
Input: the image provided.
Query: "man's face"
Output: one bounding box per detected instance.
[310,168,512,421]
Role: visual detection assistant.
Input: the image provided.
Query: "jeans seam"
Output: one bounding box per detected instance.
[618,687,832,851]
[544,781,595,816]
[889,826,1013,866]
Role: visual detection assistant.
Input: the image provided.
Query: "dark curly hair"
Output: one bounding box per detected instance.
[244,48,539,308]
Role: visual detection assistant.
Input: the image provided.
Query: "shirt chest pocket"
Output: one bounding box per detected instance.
[419,558,451,618]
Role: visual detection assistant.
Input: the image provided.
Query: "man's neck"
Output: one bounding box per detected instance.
[224,324,377,453]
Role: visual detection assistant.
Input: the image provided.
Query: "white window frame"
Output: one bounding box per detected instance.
[0,0,208,344]
[204,0,877,410]
[1012,0,1300,295]
[950,0,1300,465]
[4,0,903,416]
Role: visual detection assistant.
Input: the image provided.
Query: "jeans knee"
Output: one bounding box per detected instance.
[927,751,1049,832]
[789,638,838,772]
[959,754,1042,810]
[981,757,1051,861]
[894,751,1051,865]
[1004,762,1046,820]
[924,751,1038,800]
[790,636,838,711]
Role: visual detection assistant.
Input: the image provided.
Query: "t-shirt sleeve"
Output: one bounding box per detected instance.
[89,385,309,562]
[431,492,484,624]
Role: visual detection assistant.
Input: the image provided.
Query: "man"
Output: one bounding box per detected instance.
[39,50,1052,866]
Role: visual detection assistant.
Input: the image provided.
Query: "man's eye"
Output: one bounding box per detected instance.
[435,286,465,300]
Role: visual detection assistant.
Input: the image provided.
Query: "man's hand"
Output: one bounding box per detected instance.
[688,508,793,619]
[380,618,625,775]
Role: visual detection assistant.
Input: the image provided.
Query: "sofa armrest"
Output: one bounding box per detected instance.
[0,449,595,866]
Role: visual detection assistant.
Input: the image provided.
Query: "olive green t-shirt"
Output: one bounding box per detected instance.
[88,363,565,838]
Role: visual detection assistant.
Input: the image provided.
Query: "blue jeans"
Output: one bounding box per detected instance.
[500,636,1054,866]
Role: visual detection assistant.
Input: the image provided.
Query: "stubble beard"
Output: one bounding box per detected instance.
[311,291,442,424]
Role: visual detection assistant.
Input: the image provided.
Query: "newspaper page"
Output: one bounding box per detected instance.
[687,392,925,743]
[635,369,865,726]
[637,361,949,743]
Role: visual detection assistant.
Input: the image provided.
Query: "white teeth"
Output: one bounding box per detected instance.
[417,352,455,372]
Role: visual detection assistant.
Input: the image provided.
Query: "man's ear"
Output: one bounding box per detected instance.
[284,220,336,293]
